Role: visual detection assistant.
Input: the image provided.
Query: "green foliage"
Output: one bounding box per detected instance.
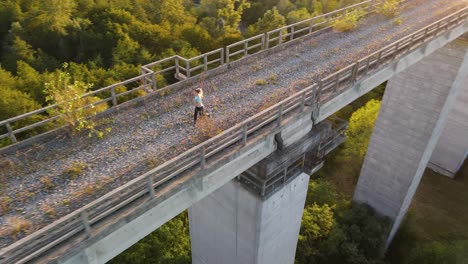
[301,203,335,240]
[44,64,108,137]
[109,212,191,264]
[245,7,286,37]
[376,0,400,18]
[332,9,366,32]
[286,8,312,24]
[296,203,335,261]
[306,179,342,207]
[404,240,468,264]
[344,99,380,160]
[64,161,87,180]
[0,66,49,144]
[298,178,391,264]
[317,204,391,264]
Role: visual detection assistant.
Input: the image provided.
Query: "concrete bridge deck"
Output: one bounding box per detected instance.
[0,0,467,262]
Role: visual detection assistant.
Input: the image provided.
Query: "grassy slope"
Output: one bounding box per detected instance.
[408,161,468,242]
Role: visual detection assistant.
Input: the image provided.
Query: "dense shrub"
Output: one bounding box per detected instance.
[376,0,400,18]
[332,9,366,32]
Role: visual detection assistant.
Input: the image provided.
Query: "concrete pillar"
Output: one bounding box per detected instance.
[428,72,468,177]
[353,37,468,245]
[188,173,309,264]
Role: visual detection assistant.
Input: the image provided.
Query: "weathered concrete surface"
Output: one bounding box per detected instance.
[59,135,277,264]
[57,106,318,264]
[317,21,468,123]
[354,37,468,245]
[428,58,468,177]
[189,172,309,264]
[275,110,313,149]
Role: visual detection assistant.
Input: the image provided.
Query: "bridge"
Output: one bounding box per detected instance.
[0,0,467,263]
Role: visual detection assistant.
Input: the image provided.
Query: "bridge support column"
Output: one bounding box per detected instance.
[428,72,468,177]
[353,37,468,245]
[189,120,346,264]
[188,173,309,264]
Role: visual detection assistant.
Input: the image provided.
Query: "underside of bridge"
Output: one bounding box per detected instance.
[354,34,468,246]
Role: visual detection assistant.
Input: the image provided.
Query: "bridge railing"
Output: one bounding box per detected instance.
[0,0,386,147]
[0,73,153,145]
[226,34,265,63]
[266,0,374,49]
[0,6,467,263]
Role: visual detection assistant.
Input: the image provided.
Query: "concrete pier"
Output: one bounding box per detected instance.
[428,67,468,177]
[354,37,468,245]
[189,173,309,264]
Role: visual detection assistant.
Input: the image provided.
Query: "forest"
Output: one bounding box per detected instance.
[1,0,467,263]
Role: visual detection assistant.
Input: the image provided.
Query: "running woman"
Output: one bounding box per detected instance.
[193,88,204,125]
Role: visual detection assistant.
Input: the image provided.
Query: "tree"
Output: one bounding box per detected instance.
[245,7,286,37]
[217,0,250,33]
[286,8,312,24]
[344,99,380,161]
[296,203,335,262]
[177,24,214,53]
[16,61,47,104]
[317,204,391,264]
[44,64,108,137]
[0,66,41,120]
[109,213,191,264]
[199,0,250,36]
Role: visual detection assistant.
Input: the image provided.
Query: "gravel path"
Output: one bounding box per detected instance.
[0,0,465,248]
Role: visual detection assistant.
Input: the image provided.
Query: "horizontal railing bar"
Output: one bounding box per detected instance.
[189,64,205,72]
[247,43,263,50]
[143,56,178,68]
[207,58,222,66]
[12,115,61,134]
[153,66,176,75]
[188,48,223,62]
[227,34,264,49]
[229,49,246,57]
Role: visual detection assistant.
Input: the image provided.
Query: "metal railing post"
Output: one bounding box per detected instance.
[220,48,225,65]
[244,41,248,56]
[6,122,17,143]
[351,62,359,82]
[226,47,230,64]
[147,176,155,198]
[364,56,371,75]
[200,147,206,170]
[277,105,283,127]
[300,93,306,112]
[175,57,180,77]
[140,68,147,86]
[186,60,191,78]
[110,86,117,106]
[334,74,340,95]
[242,124,248,145]
[261,34,265,50]
[151,72,157,90]
[309,19,314,34]
[266,33,270,49]
[204,55,208,71]
[279,30,283,45]
[290,26,295,41]
[392,43,400,60]
[317,80,323,105]
[80,211,91,236]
